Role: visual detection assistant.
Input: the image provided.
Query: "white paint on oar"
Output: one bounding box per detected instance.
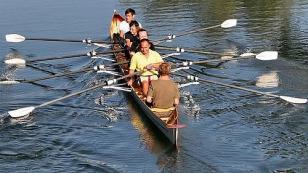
[161,52,181,59]
[93,43,112,48]
[220,19,237,28]
[91,56,115,62]
[239,51,278,60]
[280,96,308,104]
[240,53,256,57]
[178,82,199,88]
[103,86,131,92]
[97,70,121,76]
[255,51,278,60]
[4,58,26,65]
[0,80,20,84]
[8,106,35,118]
[5,34,25,42]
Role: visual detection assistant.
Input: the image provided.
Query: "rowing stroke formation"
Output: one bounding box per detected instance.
[2,9,307,132]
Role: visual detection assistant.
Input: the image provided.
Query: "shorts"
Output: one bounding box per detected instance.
[140,75,158,82]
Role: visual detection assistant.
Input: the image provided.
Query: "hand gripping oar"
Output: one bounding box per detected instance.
[5,34,114,45]
[0,60,130,85]
[4,49,123,65]
[175,73,307,104]
[154,19,237,43]
[7,72,139,118]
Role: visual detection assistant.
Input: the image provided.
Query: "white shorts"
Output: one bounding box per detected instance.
[140,75,158,83]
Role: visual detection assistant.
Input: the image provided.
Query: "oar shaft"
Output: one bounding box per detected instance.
[27,68,92,83]
[27,49,123,63]
[175,24,220,38]
[37,82,106,108]
[156,46,236,56]
[175,73,279,98]
[26,38,113,44]
[27,38,83,42]
[37,72,138,108]
[28,53,87,63]
[154,24,220,42]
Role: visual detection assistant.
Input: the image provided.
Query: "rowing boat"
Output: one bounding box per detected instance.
[109,12,184,147]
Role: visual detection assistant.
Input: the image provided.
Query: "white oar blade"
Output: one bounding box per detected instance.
[5,34,26,42]
[221,19,237,28]
[8,106,35,118]
[255,51,278,61]
[280,96,307,104]
[4,58,26,65]
[0,80,20,84]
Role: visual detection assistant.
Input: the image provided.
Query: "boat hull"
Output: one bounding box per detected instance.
[109,12,180,147]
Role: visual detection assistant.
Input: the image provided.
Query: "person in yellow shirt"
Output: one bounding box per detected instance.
[128,39,163,96]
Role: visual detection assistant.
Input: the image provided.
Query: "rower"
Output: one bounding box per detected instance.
[137,28,155,51]
[124,20,140,55]
[119,8,141,38]
[127,39,163,96]
[147,62,180,109]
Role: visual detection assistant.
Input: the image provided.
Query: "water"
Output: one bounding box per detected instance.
[1,0,308,172]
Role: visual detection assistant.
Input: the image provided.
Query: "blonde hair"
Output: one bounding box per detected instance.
[159,62,171,76]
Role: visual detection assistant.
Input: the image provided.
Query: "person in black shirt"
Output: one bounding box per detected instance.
[124,20,140,55]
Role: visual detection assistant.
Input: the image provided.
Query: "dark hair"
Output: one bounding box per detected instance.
[138,28,147,32]
[159,62,171,76]
[125,8,136,15]
[129,20,139,27]
[140,38,150,45]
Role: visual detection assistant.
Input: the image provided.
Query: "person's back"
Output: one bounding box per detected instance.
[147,62,180,109]
[148,80,179,109]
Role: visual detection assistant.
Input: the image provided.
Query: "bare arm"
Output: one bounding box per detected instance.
[120,30,125,38]
[125,39,132,48]
[174,97,179,106]
[146,96,152,103]
[127,69,135,86]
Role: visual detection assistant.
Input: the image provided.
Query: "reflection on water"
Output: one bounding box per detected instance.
[1,0,308,172]
[127,96,174,152]
[256,71,279,88]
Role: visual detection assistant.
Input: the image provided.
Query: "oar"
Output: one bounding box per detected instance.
[154,19,237,43]
[172,51,278,67]
[0,60,130,85]
[7,72,138,118]
[5,34,113,44]
[4,49,123,65]
[156,46,278,61]
[175,73,307,104]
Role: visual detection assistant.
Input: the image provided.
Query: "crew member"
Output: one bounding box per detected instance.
[128,39,163,96]
[146,62,180,109]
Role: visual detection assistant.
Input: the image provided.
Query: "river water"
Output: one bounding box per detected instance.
[0,0,307,172]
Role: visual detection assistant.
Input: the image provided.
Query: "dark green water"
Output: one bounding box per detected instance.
[0,0,307,172]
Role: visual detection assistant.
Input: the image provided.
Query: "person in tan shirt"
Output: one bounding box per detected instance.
[146,62,180,109]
